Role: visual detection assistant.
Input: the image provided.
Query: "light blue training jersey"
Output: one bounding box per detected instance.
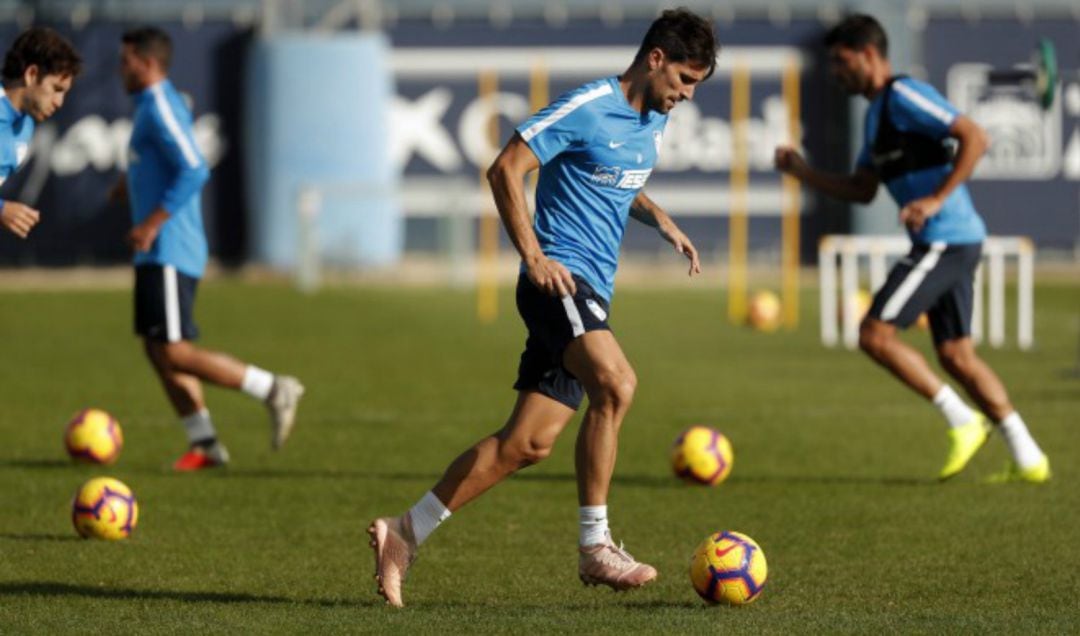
[0,87,35,209]
[127,79,210,278]
[856,76,986,245]
[516,76,669,301]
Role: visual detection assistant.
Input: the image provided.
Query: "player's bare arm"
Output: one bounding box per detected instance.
[0,200,41,239]
[774,145,879,204]
[630,191,701,276]
[487,133,576,297]
[899,115,989,232]
[126,207,170,252]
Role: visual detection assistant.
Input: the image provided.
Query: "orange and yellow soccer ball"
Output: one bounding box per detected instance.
[671,426,734,486]
[71,477,139,540]
[64,409,123,465]
[747,290,781,332]
[690,530,768,605]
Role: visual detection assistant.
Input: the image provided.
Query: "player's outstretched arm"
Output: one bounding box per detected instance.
[774,145,878,204]
[630,191,701,276]
[486,133,576,297]
[0,200,41,239]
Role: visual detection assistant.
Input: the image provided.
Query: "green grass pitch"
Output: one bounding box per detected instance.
[0,279,1077,633]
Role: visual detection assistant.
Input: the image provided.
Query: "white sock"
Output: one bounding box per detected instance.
[579,505,609,547]
[998,412,1045,469]
[181,409,216,445]
[932,385,976,429]
[408,491,451,547]
[241,365,275,401]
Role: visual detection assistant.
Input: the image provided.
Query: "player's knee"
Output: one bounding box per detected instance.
[858,321,890,358]
[937,341,975,376]
[502,436,553,467]
[160,341,193,370]
[592,368,637,414]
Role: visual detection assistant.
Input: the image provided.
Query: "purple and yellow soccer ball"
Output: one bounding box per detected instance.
[71,477,139,540]
[690,530,768,605]
[671,425,734,486]
[64,409,123,465]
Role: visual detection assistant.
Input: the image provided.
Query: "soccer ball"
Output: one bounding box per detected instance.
[839,288,873,323]
[689,530,768,605]
[64,409,123,464]
[747,290,781,332]
[71,477,139,540]
[671,426,734,486]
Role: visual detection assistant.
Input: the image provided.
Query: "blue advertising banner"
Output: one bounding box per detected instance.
[924,18,1080,250]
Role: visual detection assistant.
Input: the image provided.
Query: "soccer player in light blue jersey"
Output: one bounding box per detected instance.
[369,9,716,606]
[118,27,304,471]
[0,28,80,239]
[775,14,1049,483]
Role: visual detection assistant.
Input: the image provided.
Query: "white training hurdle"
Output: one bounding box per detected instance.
[818,235,1034,350]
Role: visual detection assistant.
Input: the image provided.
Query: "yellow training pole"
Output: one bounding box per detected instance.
[781,60,801,329]
[478,70,499,323]
[527,62,548,205]
[727,65,750,324]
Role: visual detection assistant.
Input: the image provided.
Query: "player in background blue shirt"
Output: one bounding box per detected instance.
[775,15,1049,483]
[118,27,304,471]
[369,9,714,607]
[0,28,81,239]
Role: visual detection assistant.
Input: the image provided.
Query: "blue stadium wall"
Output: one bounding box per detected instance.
[0,15,1076,268]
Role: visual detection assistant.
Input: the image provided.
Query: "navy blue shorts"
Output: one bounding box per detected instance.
[867,242,981,344]
[134,264,200,342]
[513,273,611,410]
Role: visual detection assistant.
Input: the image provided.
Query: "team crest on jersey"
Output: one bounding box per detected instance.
[653,130,663,156]
[585,299,607,321]
[15,142,28,166]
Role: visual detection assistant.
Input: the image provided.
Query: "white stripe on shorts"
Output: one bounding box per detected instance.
[163,265,182,343]
[560,294,585,338]
[880,242,947,321]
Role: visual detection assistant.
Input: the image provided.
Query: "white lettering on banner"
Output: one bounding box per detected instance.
[43,114,225,177]
[457,91,529,167]
[616,169,651,189]
[947,63,1064,180]
[390,89,462,172]
[15,113,226,207]
[390,90,794,174]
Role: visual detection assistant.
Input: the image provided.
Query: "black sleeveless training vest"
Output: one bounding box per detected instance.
[869,76,954,181]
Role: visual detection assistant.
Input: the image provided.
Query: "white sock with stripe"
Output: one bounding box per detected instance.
[241,365,275,401]
[579,505,609,547]
[408,491,451,547]
[932,385,976,429]
[181,409,216,445]
[998,412,1044,469]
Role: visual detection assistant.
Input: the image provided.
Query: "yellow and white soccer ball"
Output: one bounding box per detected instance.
[671,426,734,486]
[747,290,781,332]
[689,530,768,605]
[71,477,139,540]
[64,409,123,465]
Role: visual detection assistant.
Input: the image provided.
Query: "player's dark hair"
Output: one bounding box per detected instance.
[824,14,889,58]
[122,26,172,70]
[2,27,82,84]
[633,7,719,79]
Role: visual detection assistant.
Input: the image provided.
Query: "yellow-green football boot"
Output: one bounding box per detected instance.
[986,455,1052,484]
[939,414,991,481]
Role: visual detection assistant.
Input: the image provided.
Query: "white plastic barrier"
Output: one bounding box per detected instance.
[819,235,1034,350]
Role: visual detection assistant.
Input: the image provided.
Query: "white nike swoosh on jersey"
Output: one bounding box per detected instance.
[609,140,625,149]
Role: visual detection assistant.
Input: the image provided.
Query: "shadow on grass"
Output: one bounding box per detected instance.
[0,458,70,470]
[0,582,378,608]
[0,533,82,542]
[215,467,444,482]
[513,471,931,488]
